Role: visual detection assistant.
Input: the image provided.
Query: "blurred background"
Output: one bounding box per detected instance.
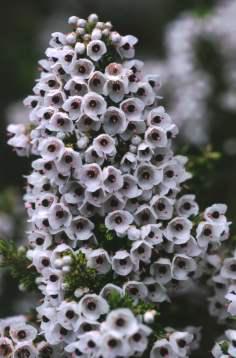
[0,0,235,355]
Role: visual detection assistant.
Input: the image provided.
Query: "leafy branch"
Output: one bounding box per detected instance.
[0,239,38,292]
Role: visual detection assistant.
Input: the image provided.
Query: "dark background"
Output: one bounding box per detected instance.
[0,1,234,356]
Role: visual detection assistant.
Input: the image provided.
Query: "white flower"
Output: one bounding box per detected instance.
[204,204,227,224]
[165,217,192,244]
[120,174,142,200]
[120,98,144,120]
[62,96,83,120]
[10,323,37,343]
[151,195,173,220]
[175,194,199,217]
[93,134,116,156]
[150,339,176,358]
[83,92,107,116]
[118,35,138,58]
[103,107,127,135]
[57,301,79,330]
[221,257,236,279]
[135,163,162,190]
[101,331,129,358]
[105,210,133,234]
[169,331,193,357]
[79,163,103,192]
[87,40,107,61]
[100,283,123,300]
[66,216,94,242]
[71,58,95,79]
[171,254,197,280]
[112,250,134,276]
[76,113,101,133]
[150,258,172,284]
[87,249,111,273]
[48,203,72,231]
[141,224,163,245]
[13,343,38,358]
[104,308,138,337]
[88,71,106,93]
[104,78,128,103]
[144,278,168,302]
[130,240,152,263]
[103,166,123,193]
[78,294,109,320]
[145,126,168,148]
[134,205,157,226]
[39,137,64,161]
[123,281,148,301]
[0,337,14,357]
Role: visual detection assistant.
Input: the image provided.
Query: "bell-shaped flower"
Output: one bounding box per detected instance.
[103,107,127,135]
[88,70,106,94]
[87,248,111,274]
[48,203,72,231]
[150,258,172,284]
[87,39,107,61]
[144,277,168,303]
[103,166,123,193]
[135,164,162,190]
[123,281,148,302]
[130,240,152,264]
[112,250,134,276]
[151,195,174,220]
[104,308,138,337]
[175,194,199,218]
[83,92,107,117]
[141,224,163,245]
[169,331,193,357]
[93,134,116,157]
[118,35,138,59]
[105,210,133,234]
[70,58,95,79]
[79,163,103,192]
[78,294,109,321]
[150,338,176,358]
[39,137,64,161]
[104,78,128,103]
[62,96,83,120]
[120,98,144,121]
[145,126,168,148]
[171,254,197,280]
[204,204,227,225]
[165,217,192,244]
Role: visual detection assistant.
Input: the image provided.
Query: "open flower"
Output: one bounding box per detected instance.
[87,40,107,61]
[78,294,109,320]
[83,92,107,116]
[104,308,138,337]
[105,210,133,234]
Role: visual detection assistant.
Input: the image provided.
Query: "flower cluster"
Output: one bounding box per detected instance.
[0,316,55,358]
[5,12,234,357]
[146,0,236,146]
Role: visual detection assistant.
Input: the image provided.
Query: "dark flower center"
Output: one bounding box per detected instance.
[92,44,100,53]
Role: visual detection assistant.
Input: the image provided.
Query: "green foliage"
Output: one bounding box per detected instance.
[107,292,164,357]
[181,145,221,197]
[193,6,211,18]
[107,290,157,317]
[0,239,38,291]
[220,341,229,354]
[0,188,20,214]
[94,223,131,252]
[64,251,123,299]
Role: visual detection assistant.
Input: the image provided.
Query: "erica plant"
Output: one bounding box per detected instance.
[2,13,236,358]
